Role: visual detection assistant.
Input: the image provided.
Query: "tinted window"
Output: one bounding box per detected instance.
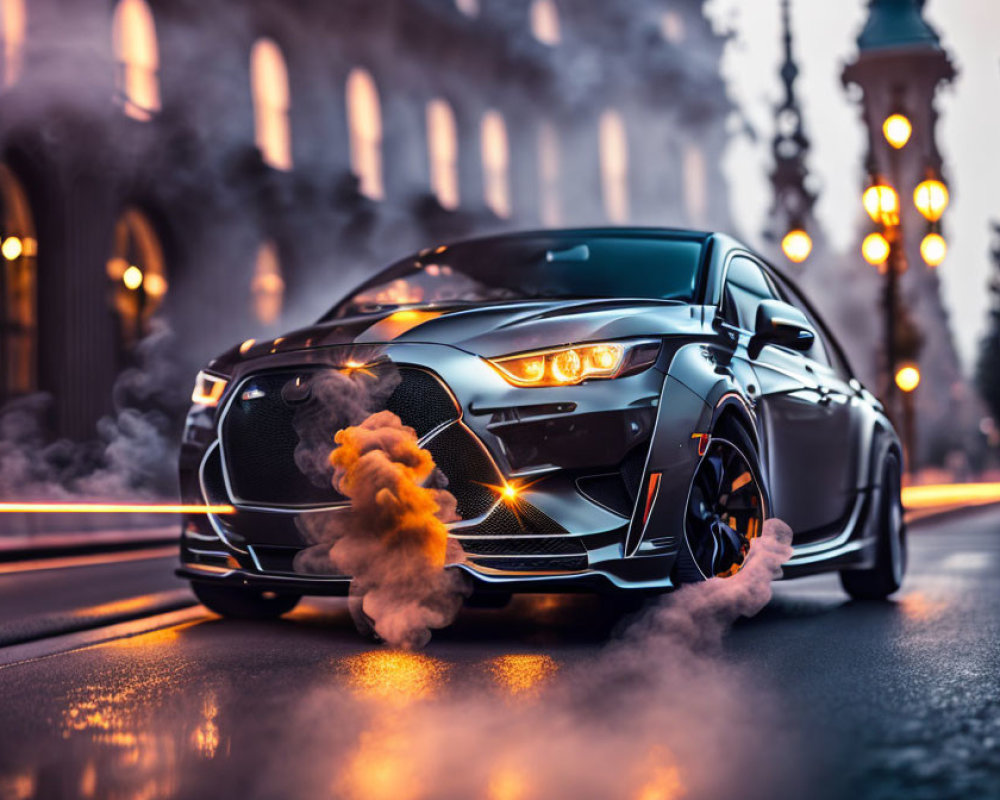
[722,256,778,330]
[325,234,705,319]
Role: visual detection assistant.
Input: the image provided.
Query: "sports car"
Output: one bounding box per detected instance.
[177,228,905,618]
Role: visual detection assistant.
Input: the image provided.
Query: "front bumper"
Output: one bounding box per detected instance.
[179,342,703,591]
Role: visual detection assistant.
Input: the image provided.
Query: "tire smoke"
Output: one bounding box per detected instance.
[291,368,469,649]
[266,519,799,800]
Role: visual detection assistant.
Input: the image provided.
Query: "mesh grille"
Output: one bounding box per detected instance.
[468,555,587,571]
[423,423,501,519]
[459,537,584,556]
[385,369,459,438]
[221,367,458,506]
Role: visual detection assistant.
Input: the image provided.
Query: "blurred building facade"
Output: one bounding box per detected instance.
[0,0,733,439]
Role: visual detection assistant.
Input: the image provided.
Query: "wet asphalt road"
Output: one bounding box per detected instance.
[0,508,997,799]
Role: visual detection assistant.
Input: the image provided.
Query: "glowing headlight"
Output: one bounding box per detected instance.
[487,341,659,387]
[191,371,229,407]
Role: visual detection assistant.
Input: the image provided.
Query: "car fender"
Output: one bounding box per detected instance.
[624,342,757,558]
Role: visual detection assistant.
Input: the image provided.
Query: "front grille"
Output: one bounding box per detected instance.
[468,556,587,571]
[422,422,501,519]
[459,537,583,556]
[453,501,586,573]
[220,366,459,507]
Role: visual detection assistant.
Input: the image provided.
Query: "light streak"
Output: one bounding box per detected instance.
[0,503,235,514]
[902,482,1000,510]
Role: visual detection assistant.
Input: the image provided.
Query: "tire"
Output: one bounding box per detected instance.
[840,451,906,600]
[192,582,301,619]
[673,419,767,584]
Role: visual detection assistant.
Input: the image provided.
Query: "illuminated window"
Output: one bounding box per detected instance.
[250,38,292,171]
[455,0,479,16]
[0,164,36,398]
[106,208,167,347]
[481,110,511,218]
[683,143,707,226]
[530,0,560,45]
[538,121,561,226]
[1,0,25,89]
[660,11,685,44]
[111,0,160,121]
[426,98,459,210]
[599,109,629,223]
[252,241,284,325]
[346,68,384,200]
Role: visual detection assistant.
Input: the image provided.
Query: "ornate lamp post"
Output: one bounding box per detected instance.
[767,0,818,266]
[843,0,955,470]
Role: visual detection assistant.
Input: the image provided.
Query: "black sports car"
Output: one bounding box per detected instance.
[178,228,905,618]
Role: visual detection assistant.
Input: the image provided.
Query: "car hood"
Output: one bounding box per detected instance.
[209,299,705,371]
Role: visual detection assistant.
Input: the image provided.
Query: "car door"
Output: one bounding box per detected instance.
[721,255,852,540]
[768,270,864,542]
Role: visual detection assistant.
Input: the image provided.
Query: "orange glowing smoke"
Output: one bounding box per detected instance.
[311,410,468,648]
[0,502,234,514]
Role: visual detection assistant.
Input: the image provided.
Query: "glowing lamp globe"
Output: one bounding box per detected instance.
[122,265,144,290]
[861,232,890,266]
[895,365,920,393]
[920,233,946,267]
[781,229,812,263]
[913,179,949,222]
[862,184,899,227]
[882,114,912,149]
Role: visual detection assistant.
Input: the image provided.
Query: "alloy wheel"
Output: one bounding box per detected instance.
[684,437,765,579]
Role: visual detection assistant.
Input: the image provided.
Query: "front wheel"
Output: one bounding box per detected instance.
[192,582,301,619]
[673,425,767,584]
[840,452,906,600]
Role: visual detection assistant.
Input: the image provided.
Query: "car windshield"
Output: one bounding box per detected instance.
[325,233,706,319]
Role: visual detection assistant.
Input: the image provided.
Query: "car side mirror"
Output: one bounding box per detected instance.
[749,299,816,359]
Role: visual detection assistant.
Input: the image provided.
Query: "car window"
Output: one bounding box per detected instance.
[722,256,779,330]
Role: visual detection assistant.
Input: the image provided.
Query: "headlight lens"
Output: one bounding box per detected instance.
[487,341,658,387]
[191,371,229,406]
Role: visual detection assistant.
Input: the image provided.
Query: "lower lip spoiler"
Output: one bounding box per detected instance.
[177,562,677,595]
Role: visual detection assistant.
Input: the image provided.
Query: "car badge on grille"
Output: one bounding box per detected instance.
[241,387,266,401]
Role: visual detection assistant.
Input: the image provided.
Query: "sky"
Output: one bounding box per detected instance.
[703,0,1000,373]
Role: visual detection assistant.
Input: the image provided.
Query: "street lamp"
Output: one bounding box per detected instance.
[781,229,812,263]
[919,232,946,267]
[862,183,900,227]
[913,178,949,222]
[862,232,890,266]
[895,364,920,393]
[882,113,912,149]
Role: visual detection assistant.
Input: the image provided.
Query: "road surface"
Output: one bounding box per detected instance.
[0,507,996,799]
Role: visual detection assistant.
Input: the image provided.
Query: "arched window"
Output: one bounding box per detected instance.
[346,68,384,200]
[250,38,292,171]
[530,0,560,45]
[599,109,629,223]
[252,241,284,325]
[111,0,160,121]
[0,164,36,398]
[1,0,25,89]
[481,110,510,218]
[426,98,459,210]
[538,121,561,226]
[683,143,707,226]
[455,0,479,17]
[106,208,167,348]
